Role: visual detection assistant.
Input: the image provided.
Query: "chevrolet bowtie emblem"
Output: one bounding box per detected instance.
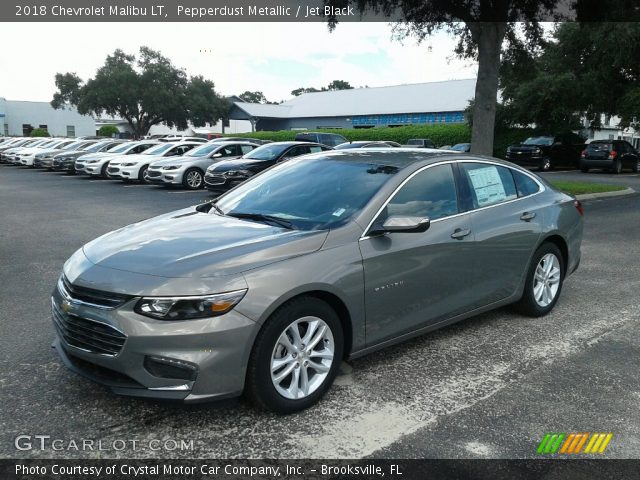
[61,300,72,313]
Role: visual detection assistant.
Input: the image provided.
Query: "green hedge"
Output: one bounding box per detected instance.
[227,124,533,158]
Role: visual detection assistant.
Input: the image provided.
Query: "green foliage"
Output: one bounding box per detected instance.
[98,125,119,137]
[30,128,50,137]
[492,128,535,159]
[291,80,353,97]
[51,47,226,137]
[326,80,353,91]
[226,124,472,146]
[239,91,269,104]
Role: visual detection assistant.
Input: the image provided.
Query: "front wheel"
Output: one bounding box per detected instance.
[513,243,565,317]
[538,157,552,172]
[138,165,149,183]
[246,297,344,413]
[183,168,204,190]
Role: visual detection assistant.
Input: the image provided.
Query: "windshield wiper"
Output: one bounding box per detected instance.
[227,212,296,230]
[211,202,224,215]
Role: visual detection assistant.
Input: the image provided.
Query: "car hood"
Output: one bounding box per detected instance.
[79,152,117,161]
[208,158,273,173]
[110,153,160,165]
[82,207,329,278]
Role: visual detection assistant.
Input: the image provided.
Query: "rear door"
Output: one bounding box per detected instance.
[459,162,543,308]
[360,163,476,345]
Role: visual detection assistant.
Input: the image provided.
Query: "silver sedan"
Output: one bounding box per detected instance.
[146,142,259,189]
[52,150,583,413]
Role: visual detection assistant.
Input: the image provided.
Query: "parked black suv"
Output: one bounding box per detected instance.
[294,132,347,147]
[205,141,332,195]
[506,134,585,171]
[580,140,639,174]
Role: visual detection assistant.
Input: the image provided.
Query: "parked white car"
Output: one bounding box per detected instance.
[6,139,55,164]
[146,141,259,189]
[76,141,157,177]
[107,141,201,182]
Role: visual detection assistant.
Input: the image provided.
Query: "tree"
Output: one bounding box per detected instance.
[98,125,120,137]
[324,2,566,155]
[51,47,227,138]
[30,128,50,137]
[239,91,269,104]
[326,80,353,91]
[501,23,640,132]
[291,87,321,96]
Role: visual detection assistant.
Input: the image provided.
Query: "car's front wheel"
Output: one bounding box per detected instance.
[246,297,343,413]
[183,168,204,190]
[514,243,565,317]
[538,157,552,172]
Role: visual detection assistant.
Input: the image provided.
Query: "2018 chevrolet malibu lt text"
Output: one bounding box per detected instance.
[52,150,583,413]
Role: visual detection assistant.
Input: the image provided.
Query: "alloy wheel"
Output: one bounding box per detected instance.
[533,253,561,307]
[186,171,203,189]
[270,316,335,400]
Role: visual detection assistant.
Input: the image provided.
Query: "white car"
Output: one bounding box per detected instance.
[146,141,259,189]
[76,141,157,177]
[107,141,201,182]
[5,139,54,164]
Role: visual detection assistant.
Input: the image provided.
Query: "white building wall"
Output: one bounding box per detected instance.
[0,98,95,137]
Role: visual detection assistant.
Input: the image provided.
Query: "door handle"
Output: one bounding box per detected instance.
[451,228,471,240]
[520,212,537,222]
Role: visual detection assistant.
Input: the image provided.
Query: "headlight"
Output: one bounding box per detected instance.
[163,166,180,170]
[506,147,512,153]
[533,147,541,154]
[135,289,247,321]
[224,170,252,177]
[122,162,138,167]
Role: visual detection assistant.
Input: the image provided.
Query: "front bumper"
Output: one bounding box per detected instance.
[505,152,543,165]
[107,165,123,178]
[146,169,184,185]
[204,173,247,194]
[51,283,258,403]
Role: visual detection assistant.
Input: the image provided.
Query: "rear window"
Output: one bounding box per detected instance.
[512,170,541,197]
[587,142,612,152]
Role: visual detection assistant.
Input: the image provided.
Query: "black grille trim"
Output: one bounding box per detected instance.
[60,275,132,309]
[52,300,126,356]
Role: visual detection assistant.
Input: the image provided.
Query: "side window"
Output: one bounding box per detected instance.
[219,146,238,157]
[309,146,324,153]
[283,146,309,158]
[512,170,541,197]
[240,145,256,155]
[461,163,518,208]
[382,164,459,222]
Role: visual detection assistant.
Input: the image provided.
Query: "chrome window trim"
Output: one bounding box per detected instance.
[359,158,546,240]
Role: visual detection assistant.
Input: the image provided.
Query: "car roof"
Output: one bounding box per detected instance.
[258,141,326,147]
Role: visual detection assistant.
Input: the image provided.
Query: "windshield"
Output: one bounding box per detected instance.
[143,143,175,155]
[62,141,88,151]
[450,143,470,151]
[107,142,134,153]
[335,143,365,150]
[243,143,290,161]
[523,136,554,146]
[83,141,112,153]
[186,143,219,157]
[587,142,612,151]
[216,156,400,230]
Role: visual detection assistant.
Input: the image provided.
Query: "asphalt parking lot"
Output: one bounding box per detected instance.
[1,165,639,459]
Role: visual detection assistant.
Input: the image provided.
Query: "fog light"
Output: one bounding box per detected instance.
[144,355,198,381]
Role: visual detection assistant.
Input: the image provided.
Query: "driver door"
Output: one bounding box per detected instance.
[359,163,476,345]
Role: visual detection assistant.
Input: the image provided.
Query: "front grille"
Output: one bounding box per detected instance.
[60,275,132,309]
[107,167,119,173]
[52,299,127,356]
[146,170,162,178]
[205,174,225,185]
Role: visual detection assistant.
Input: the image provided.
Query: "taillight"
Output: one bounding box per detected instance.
[581,149,587,158]
[574,200,584,216]
[608,150,618,159]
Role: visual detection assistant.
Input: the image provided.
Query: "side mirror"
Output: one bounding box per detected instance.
[211,152,222,158]
[369,216,430,235]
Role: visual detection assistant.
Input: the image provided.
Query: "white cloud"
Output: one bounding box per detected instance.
[0,22,477,102]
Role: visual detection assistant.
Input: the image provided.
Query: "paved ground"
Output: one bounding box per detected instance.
[0,165,639,460]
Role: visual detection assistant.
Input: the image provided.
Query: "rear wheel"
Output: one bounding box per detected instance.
[183,168,204,190]
[246,297,344,413]
[580,162,589,173]
[513,243,565,317]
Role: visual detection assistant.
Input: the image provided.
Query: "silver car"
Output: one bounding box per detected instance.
[52,150,583,413]
[146,142,259,189]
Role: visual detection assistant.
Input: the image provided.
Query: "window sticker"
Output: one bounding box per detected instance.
[467,166,508,206]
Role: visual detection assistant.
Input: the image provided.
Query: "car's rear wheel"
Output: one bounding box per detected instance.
[514,243,565,317]
[183,168,204,190]
[580,162,589,173]
[246,297,343,413]
[538,157,552,172]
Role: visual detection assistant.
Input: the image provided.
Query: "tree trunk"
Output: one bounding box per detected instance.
[469,22,507,156]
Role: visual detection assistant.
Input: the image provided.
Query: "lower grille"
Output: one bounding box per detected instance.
[146,170,162,178]
[52,299,126,356]
[107,167,119,173]
[205,174,225,185]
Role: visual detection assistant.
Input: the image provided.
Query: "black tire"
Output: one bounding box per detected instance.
[245,296,344,413]
[138,164,149,183]
[100,163,109,179]
[513,243,565,317]
[182,168,204,190]
[538,157,552,172]
[632,159,639,173]
[580,162,589,173]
